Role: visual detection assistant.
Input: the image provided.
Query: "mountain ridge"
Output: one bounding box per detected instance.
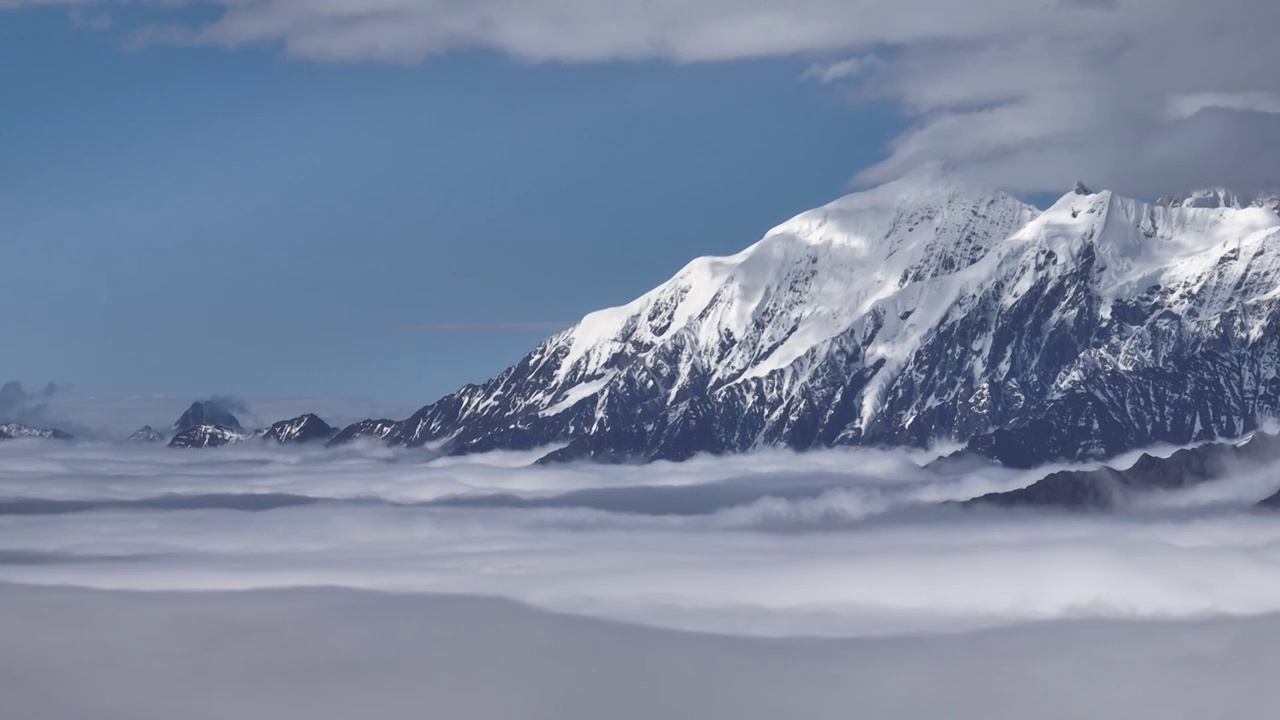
[0,423,75,442]
[325,169,1280,466]
[965,430,1280,510]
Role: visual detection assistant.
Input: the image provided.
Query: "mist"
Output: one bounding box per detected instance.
[0,381,77,432]
[2,439,1280,636]
[3,583,1277,720]
[4,434,1280,716]
[0,389,413,441]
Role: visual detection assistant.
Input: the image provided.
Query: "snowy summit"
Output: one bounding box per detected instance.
[331,167,1280,467]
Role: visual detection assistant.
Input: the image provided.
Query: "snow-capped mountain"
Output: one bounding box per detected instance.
[326,419,400,447]
[334,167,1280,467]
[127,426,166,443]
[961,185,1280,466]
[173,402,243,434]
[168,424,245,449]
[0,423,74,441]
[167,414,338,448]
[260,414,335,444]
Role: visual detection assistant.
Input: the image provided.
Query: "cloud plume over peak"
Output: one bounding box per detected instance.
[0,381,63,426]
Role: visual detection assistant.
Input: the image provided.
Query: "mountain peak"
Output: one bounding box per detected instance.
[845,163,1009,205]
[173,402,243,433]
[0,423,74,441]
[168,424,244,449]
[549,168,1038,390]
[127,426,166,443]
[771,165,1034,246]
[1156,188,1246,209]
[261,414,335,444]
[332,169,1280,469]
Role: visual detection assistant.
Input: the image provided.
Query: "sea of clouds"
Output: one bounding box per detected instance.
[3,435,1280,637]
[4,429,1280,717]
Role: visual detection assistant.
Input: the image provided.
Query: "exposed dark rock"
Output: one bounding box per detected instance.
[969,432,1280,510]
[1258,489,1280,509]
[260,414,335,444]
[327,419,400,448]
[168,425,243,449]
[327,175,1280,468]
[173,402,243,434]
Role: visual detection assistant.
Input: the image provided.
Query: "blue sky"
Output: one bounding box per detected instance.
[1,10,899,403]
[3,1,1276,406]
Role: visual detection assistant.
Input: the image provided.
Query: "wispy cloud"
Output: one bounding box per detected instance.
[410,320,573,334]
[66,7,111,32]
[802,54,885,85]
[0,381,65,428]
[5,0,1279,195]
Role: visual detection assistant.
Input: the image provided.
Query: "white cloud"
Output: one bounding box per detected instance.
[1167,92,1280,121]
[5,0,1280,195]
[3,440,1280,637]
[159,0,1053,64]
[802,54,884,85]
[839,0,1280,194]
[5,438,1280,714]
[6,583,1280,720]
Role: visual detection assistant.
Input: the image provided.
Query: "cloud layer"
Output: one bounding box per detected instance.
[3,440,1280,636]
[5,582,1280,720]
[5,433,1280,715]
[10,0,1280,195]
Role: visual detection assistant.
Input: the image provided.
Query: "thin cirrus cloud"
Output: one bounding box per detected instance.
[411,320,574,333]
[8,0,1280,194]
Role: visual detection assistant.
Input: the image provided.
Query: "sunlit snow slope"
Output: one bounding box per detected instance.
[338,167,1280,467]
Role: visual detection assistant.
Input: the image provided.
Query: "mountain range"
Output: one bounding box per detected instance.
[0,423,74,442]
[965,430,1280,510]
[8,168,1280,511]
[0,402,337,449]
[327,167,1280,469]
[167,407,337,448]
